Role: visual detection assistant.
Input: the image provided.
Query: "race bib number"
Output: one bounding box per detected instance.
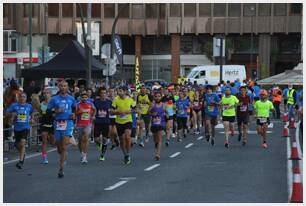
[81,113,90,120]
[208,106,214,112]
[240,105,247,112]
[194,102,199,107]
[179,109,185,115]
[98,110,107,118]
[259,117,267,124]
[17,114,27,122]
[120,114,128,120]
[56,120,67,130]
[223,104,230,110]
[153,116,161,125]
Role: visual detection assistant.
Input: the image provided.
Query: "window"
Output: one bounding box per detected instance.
[243,4,256,16]
[259,4,271,16]
[3,30,18,53]
[104,4,115,18]
[228,4,241,17]
[274,4,286,16]
[199,4,211,16]
[184,4,196,17]
[23,3,35,17]
[132,4,143,19]
[199,70,206,78]
[170,4,181,17]
[77,4,87,17]
[48,4,59,17]
[4,4,9,18]
[159,4,166,19]
[118,4,129,18]
[146,4,158,18]
[62,4,73,17]
[290,3,302,15]
[92,4,101,18]
[214,4,226,17]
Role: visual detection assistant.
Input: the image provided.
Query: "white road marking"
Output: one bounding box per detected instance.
[268,123,274,128]
[197,136,203,140]
[104,180,128,191]
[219,130,272,134]
[119,177,136,181]
[144,164,160,171]
[185,143,194,148]
[287,137,293,201]
[215,123,224,129]
[169,152,181,158]
[4,148,57,165]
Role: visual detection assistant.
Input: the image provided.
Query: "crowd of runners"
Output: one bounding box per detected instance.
[3,79,303,178]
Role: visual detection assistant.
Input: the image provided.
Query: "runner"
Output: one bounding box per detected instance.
[108,88,119,150]
[111,86,136,164]
[254,89,275,148]
[75,91,96,164]
[131,89,139,146]
[47,80,77,178]
[137,85,152,147]
[5,92,34,169]
[220,87,239,148]
[39,88,55,164]
[162,88,175,146]
[93,87,112,161]
[203,85,220,146]
[236,86,251,146]
[191,90,202,135]
[149,91,166,160]
[176,90,190,142]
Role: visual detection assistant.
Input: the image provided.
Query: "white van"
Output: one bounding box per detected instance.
[186,65,246,85]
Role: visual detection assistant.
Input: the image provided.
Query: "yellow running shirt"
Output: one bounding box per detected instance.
[112,96,136,124]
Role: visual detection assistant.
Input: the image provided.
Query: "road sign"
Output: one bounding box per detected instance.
[213,37,225,57]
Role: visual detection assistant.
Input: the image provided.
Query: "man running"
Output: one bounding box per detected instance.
[162,88,175,146]
[220,87,239,148]
[176,90,190,142]
[93,87,112,161]
[39,88,55,164]
[108,88,119,150]
[254,89,275,148]
[149,91,166,160]
[236,86,251,146]
[203,85,220,146]
[47,80,77,178]
[137,85,152,147]
[111,86,136,164]
[5,92,34,169]
[75,91,96,164]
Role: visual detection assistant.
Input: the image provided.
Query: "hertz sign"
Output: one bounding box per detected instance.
[224,70,239,76]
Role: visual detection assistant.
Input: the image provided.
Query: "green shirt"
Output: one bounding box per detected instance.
[221,95,239,117]
[254,100,274,118]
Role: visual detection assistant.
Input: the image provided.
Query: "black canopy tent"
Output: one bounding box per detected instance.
[21,40,106,79]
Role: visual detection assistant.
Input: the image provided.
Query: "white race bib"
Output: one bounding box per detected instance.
[81,113,90,120]
[56,120,67,130]
[240,105,247,112]
[98,110,107,118]
[259,117,267,123]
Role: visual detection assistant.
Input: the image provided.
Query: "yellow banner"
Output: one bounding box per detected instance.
[135,57,140,90]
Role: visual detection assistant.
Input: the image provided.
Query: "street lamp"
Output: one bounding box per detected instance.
[250,5,255,79]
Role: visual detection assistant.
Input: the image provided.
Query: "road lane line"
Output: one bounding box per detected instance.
[169,152,181,158]
[197,136,203,140]
[287,137,293,201]
[4,148,57,165]
[144,164,160,171]
[185,143,194,148]
[104,180,128,191]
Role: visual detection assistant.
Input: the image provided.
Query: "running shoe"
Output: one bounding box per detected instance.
[16,161,23,169]
[139,140,145,148]
[178,137,182,142]
[99,154,105,161]
[242,141,247,146]
[183,133,187,138]
[238,133,242,142]
[42,156,49,164]
[58,169,64,178]
[211,138,215,146]
[193,131,197,135]
[172,133,176,138]
[155,155,160,161]
[81,157,88,164]
[110,144,117,150]
[195,130,200,135]
[165,140,170,147]
[145,136,149,143]
[262,143,268,148]
[124,155,131,165]
[224,140,229,148]
[205,135,210,142]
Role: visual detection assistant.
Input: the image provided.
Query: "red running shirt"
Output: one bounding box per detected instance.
[76,102,95,127]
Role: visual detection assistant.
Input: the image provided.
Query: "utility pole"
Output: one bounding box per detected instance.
[78,3,92,88]
[29,3,33,68]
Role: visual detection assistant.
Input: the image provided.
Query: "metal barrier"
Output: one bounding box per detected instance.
[3,123,42,152]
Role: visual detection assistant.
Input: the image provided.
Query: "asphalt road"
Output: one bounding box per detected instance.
[3,119,288,203]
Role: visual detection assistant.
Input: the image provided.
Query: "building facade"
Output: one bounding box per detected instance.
[3,3,302,82]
